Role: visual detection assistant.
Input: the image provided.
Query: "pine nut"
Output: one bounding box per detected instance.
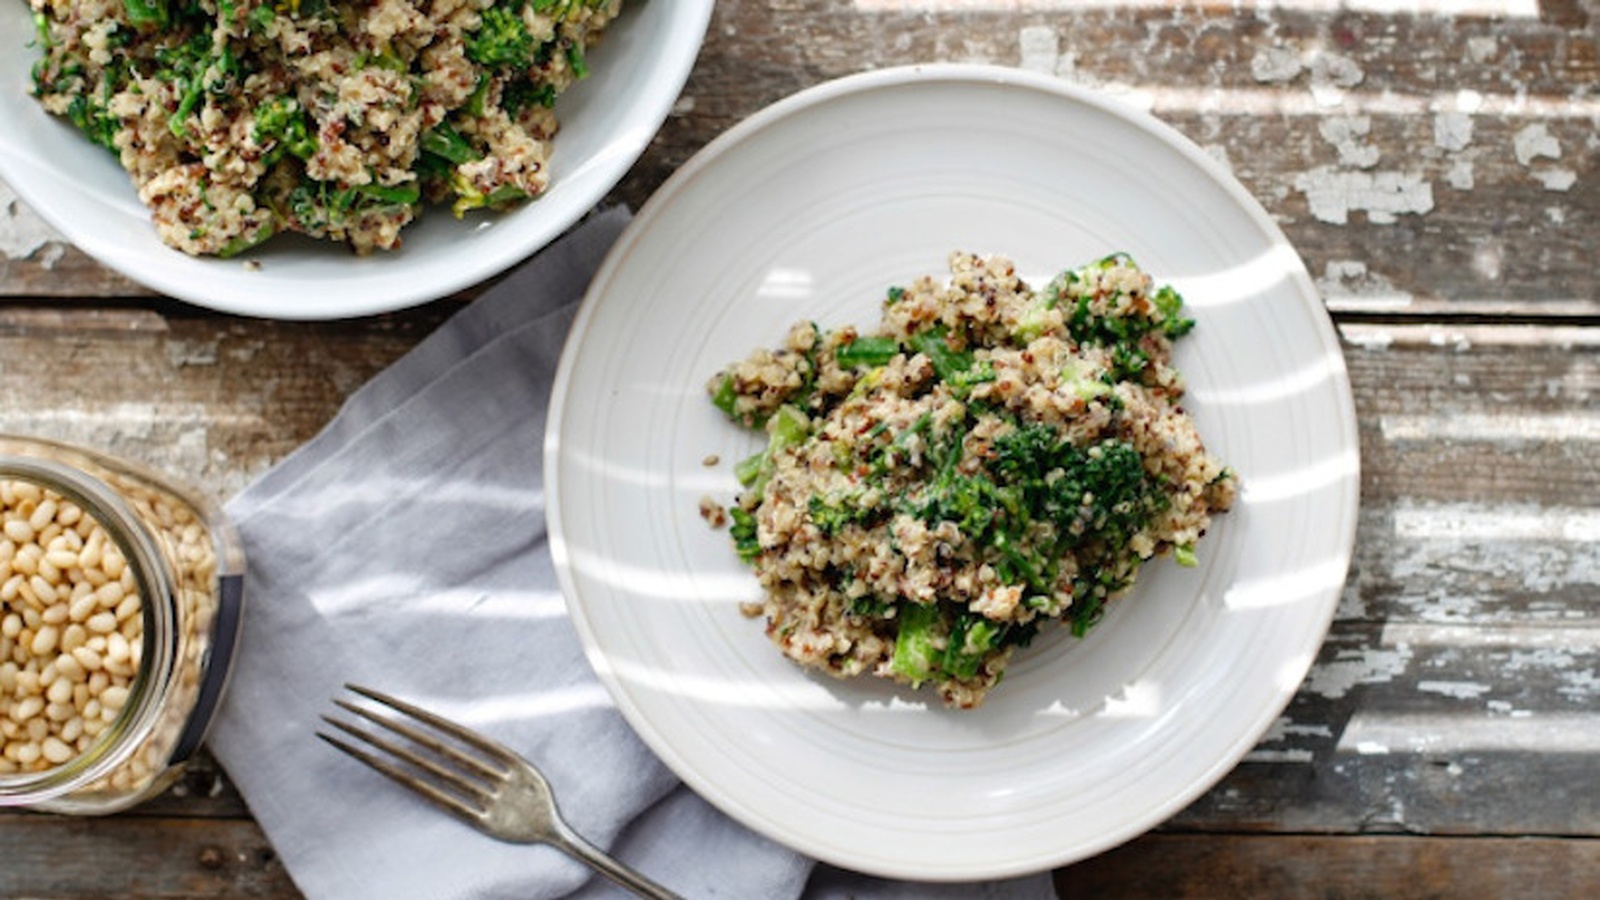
[2,519,32,544]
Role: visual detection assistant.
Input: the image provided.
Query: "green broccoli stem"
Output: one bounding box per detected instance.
[890,602,941,684]
[835,335,899,369]
[735,404,809,494]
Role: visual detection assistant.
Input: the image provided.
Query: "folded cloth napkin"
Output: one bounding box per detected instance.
[209,208,1057,900]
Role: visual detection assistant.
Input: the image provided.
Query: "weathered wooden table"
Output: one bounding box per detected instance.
[3,2,1597,896]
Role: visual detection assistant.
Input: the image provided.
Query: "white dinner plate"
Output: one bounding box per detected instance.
[0,2,710,319]
[546,64,1359,880]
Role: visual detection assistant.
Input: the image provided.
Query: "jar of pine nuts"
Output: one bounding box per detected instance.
[0,435,244,814]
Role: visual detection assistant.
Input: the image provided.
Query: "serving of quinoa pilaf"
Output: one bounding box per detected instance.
[25,0,621,256]
[705,252,1237,709]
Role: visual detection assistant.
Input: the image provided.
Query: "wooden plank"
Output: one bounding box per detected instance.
[0,813,298,898]
[677,5,1600,318]
[5,7,1598,317]
[1172,620,1600,835]
[1054,833,1600,899]
[0,305,454,501]
[1163,323,1600,836]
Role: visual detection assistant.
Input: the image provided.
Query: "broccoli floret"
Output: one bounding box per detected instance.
[1077,440,1160,544]
[66,92,120,152]
[890,604,1005,686]
[284,178,420,234]
[1153,285,1194,338]
[728,507,760,563]
[503,77,558,114]
[253,96,317,163]
[154,31,243,141]
[943,614,1001,681]
[1052,254,1196,379]
[468,5,538,69]
[122,0,170,30]
[987,422,1168,628]
[807,491,888,537]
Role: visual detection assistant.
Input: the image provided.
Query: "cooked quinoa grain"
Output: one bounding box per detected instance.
[26,0,623,256]
[707,252,1237,709]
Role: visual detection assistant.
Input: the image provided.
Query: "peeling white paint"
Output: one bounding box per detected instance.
[1294,166,1435,225]
[1245,717,1329,763]
[1427,330,1473,352]
[1534,168,1578,191]
[1391,502,1600,540]
[1018,26,1059,74]
[1504,647,1578,673]
[1382,621,1600,646]
[1513,122,1561,165]
[1244,748,1315,763]
[1306,645,1414,699]
[1342,329,1394,350]
[1432,112,1473,152]
[1381,411,1600,444]
[1416,680,1492,699]
[1472,241,1503,280]
[1557,668,1599,700]
[1309,52,1364,107]
[1012,27,1154,111]
[1378,501,1600,603]
[1466,36,1499,64]
[0,178,66,262]
[1317,259,1415,311]
[1251,46,1303,84]
[1259,716,1335,743]
[1201,143,1234,173]
[166,339,221,368]
[1320,116,1381,168]
[1446,158,1476,190]
[1338,712,1600,754]
[1335,580,1368,620]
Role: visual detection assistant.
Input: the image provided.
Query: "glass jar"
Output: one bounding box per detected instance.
[0,435,244,814]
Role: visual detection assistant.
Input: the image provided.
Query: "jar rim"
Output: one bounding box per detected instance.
[0,455,179,801]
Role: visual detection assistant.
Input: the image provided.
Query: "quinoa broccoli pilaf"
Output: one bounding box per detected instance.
[706,252,1238,709]
[25,0,621,256]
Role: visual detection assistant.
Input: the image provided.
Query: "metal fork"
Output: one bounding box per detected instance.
[318,683,683,900]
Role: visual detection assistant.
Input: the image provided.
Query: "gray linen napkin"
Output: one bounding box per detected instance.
[209,208,1057,900]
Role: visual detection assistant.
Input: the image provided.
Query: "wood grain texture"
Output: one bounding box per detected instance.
[0,316,1588,896]
[5,3,1598,317]
[0,305,454,499]
[0,813,297,898]
[1054,833,1600,899]
[1,1,1597,896]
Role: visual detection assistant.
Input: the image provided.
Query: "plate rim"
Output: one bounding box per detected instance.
[547,62,1360,880]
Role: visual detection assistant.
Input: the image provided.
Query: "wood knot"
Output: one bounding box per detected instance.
[197,845,226,870]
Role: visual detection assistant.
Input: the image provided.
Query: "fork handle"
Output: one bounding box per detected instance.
[553,825,685,900]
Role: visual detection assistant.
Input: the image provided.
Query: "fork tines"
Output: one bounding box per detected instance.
[317,683,513,822]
